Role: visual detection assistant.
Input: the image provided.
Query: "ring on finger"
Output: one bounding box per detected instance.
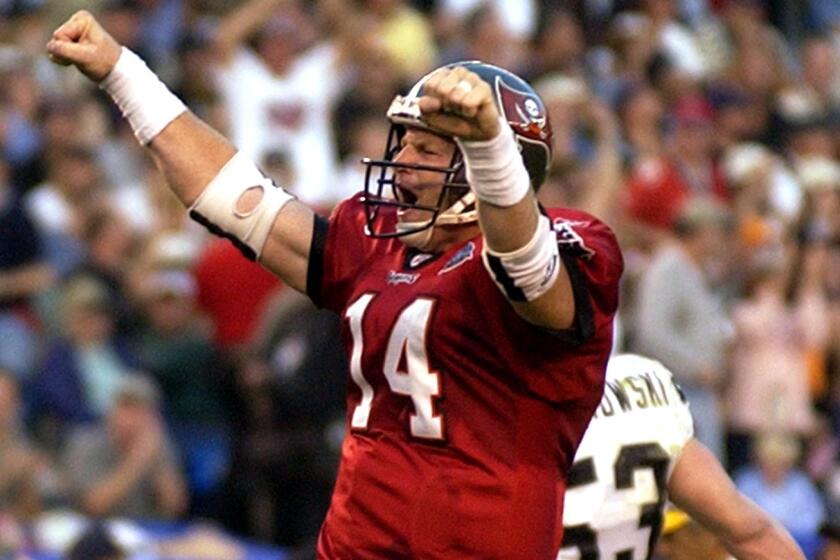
[455,79,472,94]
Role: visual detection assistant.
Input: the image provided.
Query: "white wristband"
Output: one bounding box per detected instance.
[482,214,561,302]
[456,118,531,207]
[100,47,187,145]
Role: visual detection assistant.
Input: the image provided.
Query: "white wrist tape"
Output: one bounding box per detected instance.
[482,214,561,302]
[189,152,295,260]
[100,47,187,145]
[456,117,531,207]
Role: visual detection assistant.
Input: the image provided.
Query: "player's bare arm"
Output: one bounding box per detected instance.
[668,439,805,560]
[46,10,314,293]
[418,66,575,330]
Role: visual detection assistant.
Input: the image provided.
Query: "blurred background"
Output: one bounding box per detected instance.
[0,0,839,558]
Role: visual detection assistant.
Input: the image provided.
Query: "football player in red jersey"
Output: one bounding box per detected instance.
[48,11,623,559]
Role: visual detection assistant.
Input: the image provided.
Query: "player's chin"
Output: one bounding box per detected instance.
[397,208,428,225]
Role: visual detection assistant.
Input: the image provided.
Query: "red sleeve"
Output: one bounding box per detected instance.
[470,208,623,404]
[548,208,623,342]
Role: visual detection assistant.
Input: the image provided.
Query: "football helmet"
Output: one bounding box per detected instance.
[361,61,553,245]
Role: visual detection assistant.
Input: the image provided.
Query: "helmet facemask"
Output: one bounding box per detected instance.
[361,120,477,248]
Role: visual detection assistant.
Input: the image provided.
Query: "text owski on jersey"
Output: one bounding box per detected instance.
[594,372,679,419]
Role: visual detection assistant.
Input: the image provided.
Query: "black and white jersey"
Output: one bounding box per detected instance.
[559,354,694,560]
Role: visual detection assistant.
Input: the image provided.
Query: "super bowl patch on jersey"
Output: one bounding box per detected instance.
[439,241,476,275]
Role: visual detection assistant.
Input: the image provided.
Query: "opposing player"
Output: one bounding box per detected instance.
[47,11,623,559]
[559,354,804,560]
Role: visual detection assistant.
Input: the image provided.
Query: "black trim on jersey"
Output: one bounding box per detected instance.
[306,215,329,307]
[485,209,597,340]
[189,209,257,261]
[551,252,596,344]
[543,203,596,344]
[524,252,596,344]
[485,253,527,301]
[567,457,596,488]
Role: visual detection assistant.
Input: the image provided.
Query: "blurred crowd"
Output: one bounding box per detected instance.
[1,0,840,557]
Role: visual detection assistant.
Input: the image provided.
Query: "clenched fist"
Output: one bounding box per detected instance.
[417,66,501,142]
[46,10,122,82]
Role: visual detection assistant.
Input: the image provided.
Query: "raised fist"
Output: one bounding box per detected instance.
[46,10,122,82]
[417,66,502,142]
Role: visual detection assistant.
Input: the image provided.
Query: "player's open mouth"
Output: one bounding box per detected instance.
[396,186,418,204]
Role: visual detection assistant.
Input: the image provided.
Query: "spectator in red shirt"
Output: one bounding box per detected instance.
[193,238,282,351]
[625,94,730,231]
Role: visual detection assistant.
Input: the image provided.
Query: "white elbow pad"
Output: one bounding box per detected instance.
[482,214,561,302]
[189,152,295,260]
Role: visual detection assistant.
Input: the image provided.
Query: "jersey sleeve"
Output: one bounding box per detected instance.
[611,354,694,445]
[549,209,624,344]
[467,210,623,405]
[662,364,695,468]
[306,194,377,312]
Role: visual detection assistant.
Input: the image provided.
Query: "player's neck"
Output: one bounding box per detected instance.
[422,223,481,254]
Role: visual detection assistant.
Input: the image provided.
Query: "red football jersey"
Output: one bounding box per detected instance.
[309,195,623,559]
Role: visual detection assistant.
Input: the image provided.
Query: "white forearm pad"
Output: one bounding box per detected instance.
[100,47,187,145]
[482,214,561,302]
[189,152,295,260]
[456,118,531,206]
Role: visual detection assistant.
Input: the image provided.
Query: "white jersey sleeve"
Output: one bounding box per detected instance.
[559,354,694,560]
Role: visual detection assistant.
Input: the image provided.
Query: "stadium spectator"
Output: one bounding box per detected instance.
[634,196,734,459]
[33,274,139,438]
[75,206,141,336]
[536,77,622,224]
[0,368,61,520]
[360,0,438,80]
[528,7,583,79]
[0,50,43,192]
[735,432,827,557]
[641,0,707,80]
[600,12,659,102]
[221,289,346,548]
[210,0,348,208]
[24,144,102,276]
[0,157,52,379]
[438,3,523,72]
[193,238,282,352]
[798,35,840,116]
[62,374,187,520]
[625,94,730,232]
[726,246,828,469]
[132,267,231,516]
[615,81,667,165]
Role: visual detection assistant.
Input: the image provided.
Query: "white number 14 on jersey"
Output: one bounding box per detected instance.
[345,294,443,440]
